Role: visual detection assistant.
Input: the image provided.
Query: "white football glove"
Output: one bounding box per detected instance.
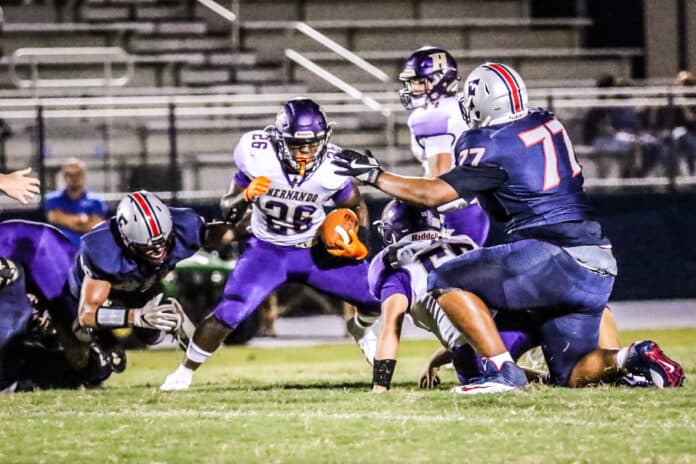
[132,293,183,333]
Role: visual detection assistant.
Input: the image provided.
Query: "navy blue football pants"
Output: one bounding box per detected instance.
[428,239,615,386]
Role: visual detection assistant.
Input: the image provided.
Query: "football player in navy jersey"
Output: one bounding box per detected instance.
[333,62,684,394]
[70,190,206,371]
[398,46,489,245]
[161,98,381,391]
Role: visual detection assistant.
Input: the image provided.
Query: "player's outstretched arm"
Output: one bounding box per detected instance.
[372,293,409,393]
[332,149,459,208]
[77,275,112,328]
[0,167,40,204]
[77,276,181,332]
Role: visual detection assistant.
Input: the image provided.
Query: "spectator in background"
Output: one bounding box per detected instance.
[45,158,107,247]
[655,70,696,175]
[583,74,666,178]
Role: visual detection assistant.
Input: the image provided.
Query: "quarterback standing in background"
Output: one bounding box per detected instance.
[399,46,489,245]
[161,98,380,391]
[333,62,684,394]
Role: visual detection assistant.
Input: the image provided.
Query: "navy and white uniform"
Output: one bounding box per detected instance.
[432,108,617,385]
[69,208,204,310]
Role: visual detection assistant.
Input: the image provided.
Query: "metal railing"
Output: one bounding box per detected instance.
[195,0,239,50]
[9,47,133,90]
[194,1,394,143]
[2,86,696,209]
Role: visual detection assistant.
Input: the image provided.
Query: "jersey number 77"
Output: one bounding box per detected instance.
[518,118,582,191]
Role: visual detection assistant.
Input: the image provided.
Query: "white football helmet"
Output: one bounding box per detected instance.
[459,62,529,128]
[116,190,173,265]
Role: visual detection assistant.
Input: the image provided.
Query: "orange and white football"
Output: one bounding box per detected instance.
[320,208,359,249]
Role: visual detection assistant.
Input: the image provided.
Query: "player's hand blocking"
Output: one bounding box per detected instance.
[332,149,383,185]
[327,229,368,260]
[243,176,271,202]
[132,294,183,332]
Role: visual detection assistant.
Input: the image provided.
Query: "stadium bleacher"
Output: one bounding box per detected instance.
[0,0,679,196]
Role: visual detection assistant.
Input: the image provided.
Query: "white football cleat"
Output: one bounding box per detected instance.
[346,317,377,365]
[160,365,193,391]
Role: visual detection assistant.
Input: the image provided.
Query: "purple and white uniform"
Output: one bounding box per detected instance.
[368,235,538,383]
[408,96,490,245]
[213,130,380,329]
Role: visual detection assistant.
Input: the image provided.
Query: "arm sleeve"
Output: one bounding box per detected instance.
[234,170,252,188]
[438,165,507,201]
[171,208,206,252]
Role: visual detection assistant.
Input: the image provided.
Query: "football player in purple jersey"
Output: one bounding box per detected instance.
[368,200,542,393]
[333,62,684,394]
[399,46,489,245]
[161,98,381,391]
[0,220,113,391]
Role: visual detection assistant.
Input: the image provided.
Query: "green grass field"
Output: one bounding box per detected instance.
[1,328,695,464]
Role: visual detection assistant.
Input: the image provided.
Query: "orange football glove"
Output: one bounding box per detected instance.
[327,229,368,260]
[243,176,271,202]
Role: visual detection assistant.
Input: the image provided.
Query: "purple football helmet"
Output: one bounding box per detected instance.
[376,200,442,246]
[267,97,333,178]
[398,46,459,110]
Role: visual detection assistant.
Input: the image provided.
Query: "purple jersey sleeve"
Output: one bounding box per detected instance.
[330,179,354,204]
[234,170,252,188]
[409,108,451,139]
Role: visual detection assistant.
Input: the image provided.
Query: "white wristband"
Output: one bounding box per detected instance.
[96,307,129,328]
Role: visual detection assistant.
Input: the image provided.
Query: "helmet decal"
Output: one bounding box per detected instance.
[376,200,441,246]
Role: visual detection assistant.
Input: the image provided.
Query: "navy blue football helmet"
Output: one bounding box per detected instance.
[267,97,333,178]
[398,46,459,110]
[376,200,442,246]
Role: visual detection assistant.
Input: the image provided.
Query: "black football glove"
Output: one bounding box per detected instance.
[332,149,383,185]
